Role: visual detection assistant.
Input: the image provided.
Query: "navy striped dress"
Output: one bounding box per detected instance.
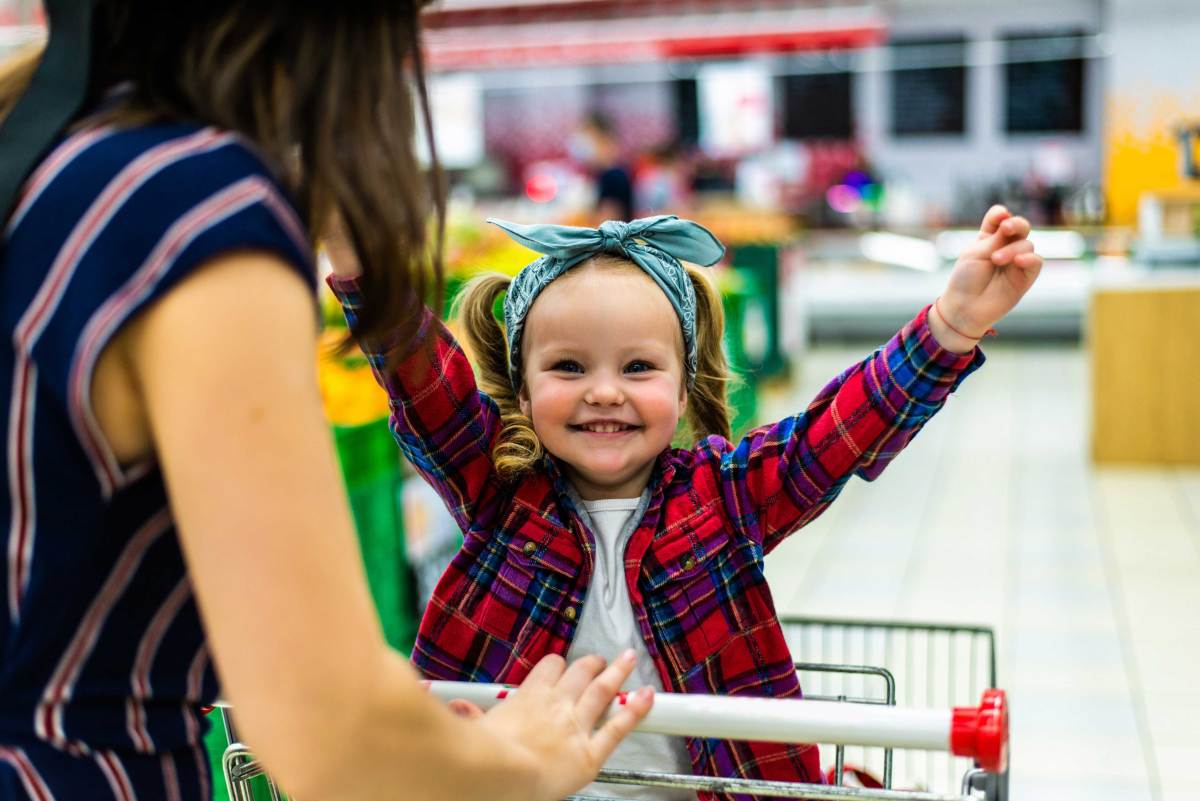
[0,119,314,799]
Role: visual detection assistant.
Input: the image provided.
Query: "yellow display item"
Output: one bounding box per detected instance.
[317,329,391,426]
[1105,95,1200,227]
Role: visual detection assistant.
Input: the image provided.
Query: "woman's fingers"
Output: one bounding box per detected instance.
[574,652,635,725]
[521,653,568,690]
[574,650,638,725]
[555,653,609,700]
[587,686,655,764]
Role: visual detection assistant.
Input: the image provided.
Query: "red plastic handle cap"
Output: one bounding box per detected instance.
[949,688,1008,773]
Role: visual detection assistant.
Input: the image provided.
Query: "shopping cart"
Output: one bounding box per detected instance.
[780,616,1005,801]
[216,617,1008,801]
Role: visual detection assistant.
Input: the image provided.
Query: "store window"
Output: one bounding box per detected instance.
[890,36,967,137]
[779,68,854,140]
[1003,29,1088,134]
[674,78,699,146]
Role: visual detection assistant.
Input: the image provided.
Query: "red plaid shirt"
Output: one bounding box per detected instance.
[330,277,982,799]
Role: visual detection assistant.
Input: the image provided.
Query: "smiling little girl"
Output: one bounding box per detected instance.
[328,207,1042,800]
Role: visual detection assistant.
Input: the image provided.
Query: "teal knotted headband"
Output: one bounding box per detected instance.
[489,215,726,391]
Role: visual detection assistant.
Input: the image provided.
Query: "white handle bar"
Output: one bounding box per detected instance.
[424,681,1008,773]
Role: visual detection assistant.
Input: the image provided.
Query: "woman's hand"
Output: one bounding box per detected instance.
[931,205,1044,353]
[479,651,654,801]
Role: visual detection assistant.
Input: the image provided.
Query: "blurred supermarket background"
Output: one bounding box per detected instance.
[5,0,1197,799]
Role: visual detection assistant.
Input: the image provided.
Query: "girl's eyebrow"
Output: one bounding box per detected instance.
[534,345,586,360]
[617,342,679,360]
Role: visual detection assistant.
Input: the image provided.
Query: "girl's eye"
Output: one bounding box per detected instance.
[551,360,583,373]
[625,360,655,374]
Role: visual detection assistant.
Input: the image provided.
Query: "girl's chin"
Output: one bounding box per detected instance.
[568,463,643,489]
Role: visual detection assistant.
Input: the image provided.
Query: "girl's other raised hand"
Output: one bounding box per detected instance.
[930,205,1044,353]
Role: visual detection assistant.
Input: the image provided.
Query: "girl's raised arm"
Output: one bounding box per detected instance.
[709,206,1040,554]
[709,308,980,554]
[325,230,506,533]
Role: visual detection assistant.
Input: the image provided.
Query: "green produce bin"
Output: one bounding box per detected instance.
[346,472,418,653]
[442,274,466,318]
[720,275,760,440]
[728,243,787,379]
[333,415,402,487]
[333,418,419,655]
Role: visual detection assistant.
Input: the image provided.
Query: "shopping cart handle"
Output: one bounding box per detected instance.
[424,681,1009,773]
[950,688,1007,774]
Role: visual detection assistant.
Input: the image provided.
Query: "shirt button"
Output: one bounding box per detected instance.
[564,606,577,621]
[523,541,536,556]
[682,554,697,571]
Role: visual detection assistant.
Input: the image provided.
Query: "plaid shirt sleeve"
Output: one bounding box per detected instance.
[326,276,504,532]
[705,305,984,555]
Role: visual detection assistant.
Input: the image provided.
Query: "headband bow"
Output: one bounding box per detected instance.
[489,215,725,391]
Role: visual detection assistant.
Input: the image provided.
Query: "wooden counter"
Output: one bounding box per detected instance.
[1091,278,1200,464]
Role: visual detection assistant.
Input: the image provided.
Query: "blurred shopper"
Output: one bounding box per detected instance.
[633,142,692,217]
[571,112,635,221]
[327,205,1042,799]
[0,3,650,800]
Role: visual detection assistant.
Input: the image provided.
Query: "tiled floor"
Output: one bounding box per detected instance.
[758,342,1200,801]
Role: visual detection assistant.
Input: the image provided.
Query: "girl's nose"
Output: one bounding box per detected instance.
[584,376,624,406]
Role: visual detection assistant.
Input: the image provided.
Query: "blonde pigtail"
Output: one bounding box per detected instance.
[684,265,733,442]
[453,273,544,479]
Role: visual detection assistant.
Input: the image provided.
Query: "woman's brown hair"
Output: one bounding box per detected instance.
[454,258,732,480]
[0,0,442,352]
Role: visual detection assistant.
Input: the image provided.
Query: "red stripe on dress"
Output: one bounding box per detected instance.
[127,577,191,752]
[193,743,210,801]
[182,644,210,747]
[68,175,279,497]
[6,361,36,622]
[185,644,209,704]
[35,508,171,748]
[161,752,183,801]
[4,126,115,235]
[95,751,136,801]
[257,180,312,258]
[125,697,152,755]
[0,747,56,801]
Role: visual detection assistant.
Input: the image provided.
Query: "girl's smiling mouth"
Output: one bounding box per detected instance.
[569,420,641,434]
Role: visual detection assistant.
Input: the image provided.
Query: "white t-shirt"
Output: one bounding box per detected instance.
[566,497,694,801]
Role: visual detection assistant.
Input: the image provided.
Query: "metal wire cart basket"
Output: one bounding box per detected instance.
[216,616,1009,801]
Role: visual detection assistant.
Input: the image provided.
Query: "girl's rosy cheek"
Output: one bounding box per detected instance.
[530,383,576,416]
[642,383,684,417]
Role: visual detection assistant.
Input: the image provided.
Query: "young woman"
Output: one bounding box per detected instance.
[0,3,650,799]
